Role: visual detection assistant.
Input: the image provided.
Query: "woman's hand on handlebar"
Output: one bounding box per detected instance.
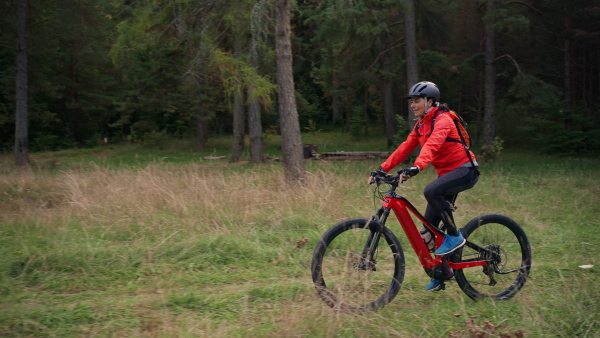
[399,166,420,182]
[368,168,385,184]
[369,166,420,184]
[399,166,420,177]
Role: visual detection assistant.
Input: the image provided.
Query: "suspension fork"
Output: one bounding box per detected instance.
[359,207,390,269]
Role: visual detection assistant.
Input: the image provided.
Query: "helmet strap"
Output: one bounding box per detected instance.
[423,98,436,116]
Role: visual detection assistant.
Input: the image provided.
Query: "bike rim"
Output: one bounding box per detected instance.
[316,223,402,310]
[457,221,530,299]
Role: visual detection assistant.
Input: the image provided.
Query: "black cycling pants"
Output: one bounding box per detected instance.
[423,166,479,229]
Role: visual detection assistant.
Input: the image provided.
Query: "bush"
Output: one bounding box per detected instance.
[498,73,600,155]
[393,115,409,145]
[480,136,504,162]
[349,106,366,141]
[30,133,77,152]
[143,131,172,150]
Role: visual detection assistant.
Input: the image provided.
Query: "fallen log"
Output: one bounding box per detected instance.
[315,151,390,160]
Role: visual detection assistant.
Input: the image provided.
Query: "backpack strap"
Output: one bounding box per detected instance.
[416,108,480,176]
[427,110,465,144]
[414,120,422,137]
[450,118,480,176]
[437,110,480,176]
[426,109,445,136]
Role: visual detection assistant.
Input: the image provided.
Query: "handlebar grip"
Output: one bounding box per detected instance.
[371,169,386,177]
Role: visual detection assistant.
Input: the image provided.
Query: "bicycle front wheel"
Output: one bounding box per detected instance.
[453,214,532,300]
[311,218,405,311]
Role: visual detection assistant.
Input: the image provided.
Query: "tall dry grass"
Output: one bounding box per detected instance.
[1,154,599,337]
[1,161,374,240]
[0,160,428,336]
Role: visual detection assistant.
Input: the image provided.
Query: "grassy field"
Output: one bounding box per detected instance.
[0,133,599,337]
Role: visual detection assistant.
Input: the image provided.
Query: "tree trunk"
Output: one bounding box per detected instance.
[69,53,81,141]
[563,34,573,129]
[14,0,28,167]
[275,0,306,185]
[563,15,572,112]
[247,97,263,163]
[476,72,484,143]
[483,0,496,151]
[196,102,209,146]
[332,77,342,125]
[404,0,420,156]
[382,50,395,147]
[247,40,264,164]
[404,0,418,128]
[230,39,245,162]
[230,89,245,162]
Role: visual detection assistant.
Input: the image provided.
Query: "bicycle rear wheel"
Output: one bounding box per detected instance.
[311,218,405,311]
[453,213,532,300]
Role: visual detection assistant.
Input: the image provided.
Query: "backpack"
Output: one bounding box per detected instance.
[439,110,471,149]
[417,107,479,174]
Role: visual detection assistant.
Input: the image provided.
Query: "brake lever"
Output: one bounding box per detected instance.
[399,173,409,183]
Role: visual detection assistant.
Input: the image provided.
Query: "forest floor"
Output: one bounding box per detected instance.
[0,134,598,337]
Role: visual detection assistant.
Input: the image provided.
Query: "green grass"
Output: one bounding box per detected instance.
[6,128,391,171]
[0,133,599,337]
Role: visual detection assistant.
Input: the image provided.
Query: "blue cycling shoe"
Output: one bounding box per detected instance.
[434,231,466,255]
[425,278,443,291]
[425,269,454,291]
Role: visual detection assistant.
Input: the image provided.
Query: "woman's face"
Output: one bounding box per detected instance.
[410,97,432,118]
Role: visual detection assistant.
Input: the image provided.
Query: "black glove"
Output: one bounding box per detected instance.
[370,166,386,177]
[399,166,420,177]
[369,167,386,184]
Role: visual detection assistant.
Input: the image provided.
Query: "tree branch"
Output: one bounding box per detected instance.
[0,44,16,51]
[493,54,524,76]
[501,1,544,17]
[387,20,405,28]
[368,38,405,70]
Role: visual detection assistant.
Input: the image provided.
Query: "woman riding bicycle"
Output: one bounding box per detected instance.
[369,81,480,291]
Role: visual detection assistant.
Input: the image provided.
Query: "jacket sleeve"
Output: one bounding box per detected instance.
[380,126,420,172]
[413,114,453,171]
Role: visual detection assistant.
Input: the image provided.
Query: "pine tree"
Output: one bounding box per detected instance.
[276,0,306,185]
[14,0,28,166]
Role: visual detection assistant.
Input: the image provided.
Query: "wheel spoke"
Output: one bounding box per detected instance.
[312,219,405,310]
[454,214,531,300]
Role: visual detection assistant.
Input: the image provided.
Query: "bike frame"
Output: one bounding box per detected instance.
[311,173,531,308]
[378,190,489,271]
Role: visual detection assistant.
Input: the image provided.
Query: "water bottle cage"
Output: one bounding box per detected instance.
[420,229,436,252]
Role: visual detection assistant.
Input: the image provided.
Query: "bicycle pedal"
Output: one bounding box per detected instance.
[430,281,446,292]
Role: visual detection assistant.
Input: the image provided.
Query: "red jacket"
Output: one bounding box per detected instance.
[380,107,476,176]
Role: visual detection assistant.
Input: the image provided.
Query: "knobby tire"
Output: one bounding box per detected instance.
[453,213,532,300]
[311,218,405,311]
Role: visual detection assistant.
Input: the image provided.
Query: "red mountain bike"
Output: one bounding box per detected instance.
[311,170,532,311]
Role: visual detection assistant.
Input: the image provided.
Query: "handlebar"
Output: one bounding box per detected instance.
[369,170,417,203]
[370,170,410,186]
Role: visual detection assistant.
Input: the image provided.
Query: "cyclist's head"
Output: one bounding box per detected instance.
[407,81,440,103]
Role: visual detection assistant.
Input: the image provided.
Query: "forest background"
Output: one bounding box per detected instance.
[1,1,600,336]
[1,0,600,161]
